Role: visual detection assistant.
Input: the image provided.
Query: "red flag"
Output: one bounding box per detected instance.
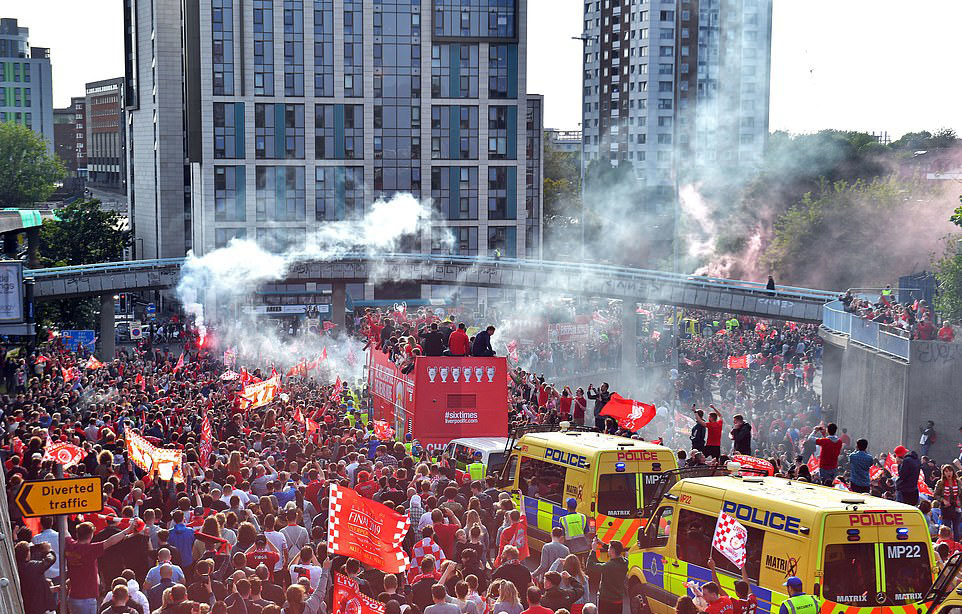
[332,377,343,402]
[134,373,145,390]
[919,473,933,496]
[731,454,774,476]
[333,573,385,614]
[495,515,530,566]
[869,465,883,481]
[306,418,320,437]
[726,355,749,369]
[884,453,898,477]
[270,366,279,380]
[807,454,819,474]
[599,393,657,432]
[373,420,394,441]
[832,477,850,491]
[238,376,280,410]
[34,355,49,364]
[199,415,213,469]
[323,321,336,331]
[173,353,185,373]
[42,435,85,468]
[322,347,328,361]
[85,356,105,370]
[326,484,411,573]
[293,407,305,423]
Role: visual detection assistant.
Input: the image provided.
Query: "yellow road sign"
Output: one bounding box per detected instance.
[16,476,103,518]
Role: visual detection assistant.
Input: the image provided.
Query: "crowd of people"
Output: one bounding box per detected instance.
[5,299,962,614]
[840,288,955,342]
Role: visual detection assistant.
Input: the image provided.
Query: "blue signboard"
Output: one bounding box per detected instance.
[146,303,156,319]
[61,330,96,353]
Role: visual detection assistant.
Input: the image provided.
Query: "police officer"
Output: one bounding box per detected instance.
[561,497,589,553]
[467,451,486,481]
[403,433,415,456]
[777,577,819,614]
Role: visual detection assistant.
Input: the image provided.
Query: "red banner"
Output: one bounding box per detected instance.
[327,484,410,573]
[731,454,774,476]
[333,573,385,614]
[368,351,508,447]
[238,375,280,410]
[726,355,749,369]
[807,454,819,474]
[199,415,213,469]
[495,515,530,566]
[599,393,657,432]
[869,465,883,481]
[126,430,184,482]
[42,436,84,468]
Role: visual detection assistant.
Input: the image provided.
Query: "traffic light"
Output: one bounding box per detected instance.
[118,293,127,313]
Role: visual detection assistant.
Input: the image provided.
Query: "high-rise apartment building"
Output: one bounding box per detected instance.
[53,106,78,174]
[125,0,542,304]
[582,0,772,185]
[85,78,127,193]
[0,18,54,153]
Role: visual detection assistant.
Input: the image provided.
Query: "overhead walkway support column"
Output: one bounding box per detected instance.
[99,294,116,361]
[332,282,346,328]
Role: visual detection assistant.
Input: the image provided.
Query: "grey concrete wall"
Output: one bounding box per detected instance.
[834,341,909,459]
[824,331,962,464]
[906,342,962,463]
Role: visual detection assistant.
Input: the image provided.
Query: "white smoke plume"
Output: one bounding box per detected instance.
[175,193,451,369]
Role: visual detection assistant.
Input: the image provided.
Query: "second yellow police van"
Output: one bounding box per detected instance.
[629,472,936,614]
[500,424,679,550]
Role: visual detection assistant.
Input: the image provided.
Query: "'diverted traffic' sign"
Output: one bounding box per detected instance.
[15,476,103,518]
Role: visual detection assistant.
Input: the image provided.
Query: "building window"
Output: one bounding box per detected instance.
[215,227,247,248]
[431,44,479,98]
[343,0,363,96]
[431,167,478,220]
[433,0,515,38]
[315,104,363,160]
[256,166,306,221]
[255,104,304,159]
[313,0,334,96]
[488,167,512,220]
[488,105,515,160]
[488,44,515,99]
[430,106,478,160]
[487,226,516,258]
[212,0,234,95]
[213,102,244,159]
[284,0,305,96]
[253,0,274,95]
[315,166,364,220]
[214,166,246,221]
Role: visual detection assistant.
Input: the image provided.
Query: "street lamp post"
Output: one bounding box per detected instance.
[572,33,597,262]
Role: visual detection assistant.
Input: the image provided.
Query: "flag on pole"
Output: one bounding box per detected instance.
[199,415,213,469]
[726,355,750,369]
[333,573,385,614]
[238,375,280,410]
[712,511,748,569]
[42,435,85,468]
[494,515,530,566]
[126,429,185,482]
[599,393,657,432]
[327,484,410,573]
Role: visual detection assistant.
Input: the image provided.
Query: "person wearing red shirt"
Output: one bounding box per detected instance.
[558,387,573,421]
[814,423,844,486]
[939,322,955,343]
[447,324,470,356]
[522,586,554,614]
[705,558,756,614]
[572,389,587,425]
[695,405,724,460]
[430,507,462,558]
[65,521,138,613]
[245,535,281,578]
[355,471,379,499]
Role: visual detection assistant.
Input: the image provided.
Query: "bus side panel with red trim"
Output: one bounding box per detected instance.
[367,351,508,449]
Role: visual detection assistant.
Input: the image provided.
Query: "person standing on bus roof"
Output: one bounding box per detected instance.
[694,404,724,460]
[777,577,819,614]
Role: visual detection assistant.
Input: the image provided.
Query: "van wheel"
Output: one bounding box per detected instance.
[628,579,651,614]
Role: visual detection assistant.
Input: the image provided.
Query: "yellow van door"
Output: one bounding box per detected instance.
[595,453,648,546]
[820,512,934,610]
[515,451,588,547]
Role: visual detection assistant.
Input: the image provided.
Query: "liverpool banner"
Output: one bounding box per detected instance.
[238,375,280,410]
[126,429,184,482]
[333,573,385,614]
[327,484,410,573]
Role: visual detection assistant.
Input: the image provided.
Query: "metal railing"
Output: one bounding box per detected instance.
[22,254,839,302]
[822,300,911,360]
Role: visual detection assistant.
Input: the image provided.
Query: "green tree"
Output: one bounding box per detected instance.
[36,199,131,330]
[40,199,130,266]
[0,122,65,207]
[935,244,962,323]
[542,133,582,259]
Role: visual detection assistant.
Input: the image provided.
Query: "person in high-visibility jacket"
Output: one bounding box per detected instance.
[776,576,820,614]
[403,433,414,456]
[562,497,589,553]
[467,451,486,481]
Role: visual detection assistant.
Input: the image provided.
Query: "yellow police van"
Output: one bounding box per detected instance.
[628,472,936,614]
[920,551,962,614]
[500,424,679,550]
